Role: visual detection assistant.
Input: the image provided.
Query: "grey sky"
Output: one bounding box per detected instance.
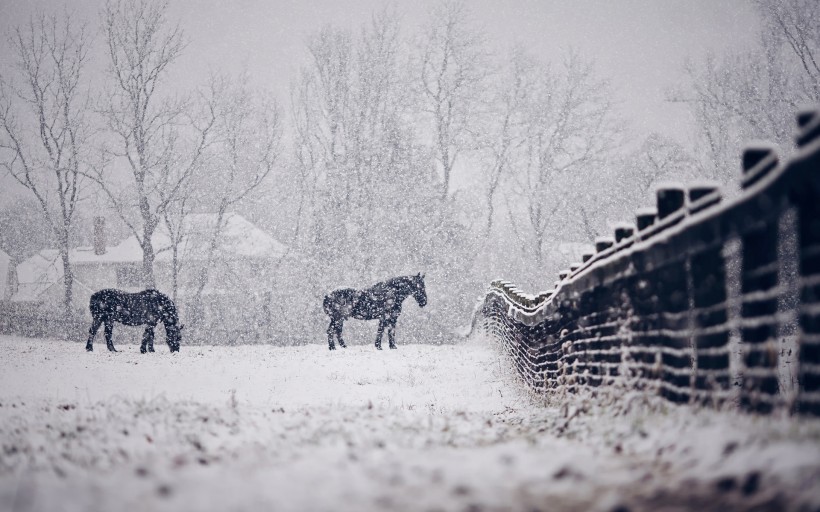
[1,0,759,136]
[0,0,760,201]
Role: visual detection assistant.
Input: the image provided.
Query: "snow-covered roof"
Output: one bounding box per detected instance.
[12,250,96,302]
[177,212,288,261]
[0,248,11,299]
[11,213,285,302]
[71,212,287,265]
[12,250,63,302]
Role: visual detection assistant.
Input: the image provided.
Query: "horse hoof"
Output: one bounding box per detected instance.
[107,347,117,352]
[86,346,93,352]
[148,348,155,353]
[140,347,146,354]
[389,345,397,350]
[339,343,347,349]
[329,345,336,351]
[376,346,382,350]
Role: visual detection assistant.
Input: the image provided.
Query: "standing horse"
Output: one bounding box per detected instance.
[86,289,183,353]
[323,274,427,350]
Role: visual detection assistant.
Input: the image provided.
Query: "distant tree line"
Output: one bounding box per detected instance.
[0,0,815,338]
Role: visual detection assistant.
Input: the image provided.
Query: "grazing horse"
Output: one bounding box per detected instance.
[86,289,183,353]
[323,274,427,350]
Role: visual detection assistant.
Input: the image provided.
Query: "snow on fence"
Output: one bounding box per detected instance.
[481,106,820,416]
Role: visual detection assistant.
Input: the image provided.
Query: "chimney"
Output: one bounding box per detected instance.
[93,217,106,255]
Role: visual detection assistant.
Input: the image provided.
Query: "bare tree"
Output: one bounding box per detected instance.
[292,11,421,279]
[758,0,820,99]
[287,10,481,342]
[0,13,91,317]
[95,0,215,288]
[476,45,530,238]
[289,69,324,243]
[160,193,188,303]
[502,50,621,265]
[415,0,492,201]
[0,197,54,264]
[186,74,282,321]
[673,0,819,182]
[629,134,696,193]
[564,134,695,242]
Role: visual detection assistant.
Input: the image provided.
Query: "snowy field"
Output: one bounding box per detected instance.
[1,335,819,512]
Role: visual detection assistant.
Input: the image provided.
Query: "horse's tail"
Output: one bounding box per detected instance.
[322,294,333,316]
[324,288,358,318]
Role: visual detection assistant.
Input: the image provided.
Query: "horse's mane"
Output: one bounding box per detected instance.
[385,275,412,284]
[381,275,418,290]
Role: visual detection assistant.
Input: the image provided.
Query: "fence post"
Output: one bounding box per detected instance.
[739,146,781,413]
[628,211,661,388]
[595,237,614,253]
[636,208,657,232]
[797,197,820,415]
[655,186,692,403]
[690,245,731,404]
[614,224,635,243]
[796,108,820,415]
[656,185,686,220]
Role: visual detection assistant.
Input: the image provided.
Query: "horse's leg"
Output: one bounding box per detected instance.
[141,325,155,354]
[375,319,385,350]
[104,321,117,352]
[147,323,156,352]
[327,319,336,350]
[86,316,102,352]
[337,319,346,348]
[387,321,397,350]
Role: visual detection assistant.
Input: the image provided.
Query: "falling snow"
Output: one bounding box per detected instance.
[1,1,819,510]
[1,335,819,512]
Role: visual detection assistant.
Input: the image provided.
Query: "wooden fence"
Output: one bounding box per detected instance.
[480,107,820,415]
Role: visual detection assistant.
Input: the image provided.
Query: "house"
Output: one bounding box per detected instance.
[12,213,288,327]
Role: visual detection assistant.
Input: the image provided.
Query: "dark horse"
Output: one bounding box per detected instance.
[86,289,183,353]
[323,274,427,350]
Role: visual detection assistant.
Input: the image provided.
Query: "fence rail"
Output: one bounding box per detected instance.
[480,107,820,416]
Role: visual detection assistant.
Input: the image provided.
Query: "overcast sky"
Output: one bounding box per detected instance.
[0,0,760,202]
[0,0,760,136]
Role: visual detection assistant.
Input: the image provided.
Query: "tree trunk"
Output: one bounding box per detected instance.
[59,248,73,320]
[171,244,179,303]
[141,237,156,289]
[485,193,496,239]
[441,159,452,202]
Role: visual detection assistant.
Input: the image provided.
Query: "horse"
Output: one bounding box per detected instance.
[85,289,183,353]
[323,274,427,350]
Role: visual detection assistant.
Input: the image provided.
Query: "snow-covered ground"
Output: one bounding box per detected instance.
[1,334,819,512]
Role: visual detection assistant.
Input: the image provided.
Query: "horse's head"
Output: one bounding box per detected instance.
[160,297,182,352]
[412,273,427,307]
[166,323,183,352]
